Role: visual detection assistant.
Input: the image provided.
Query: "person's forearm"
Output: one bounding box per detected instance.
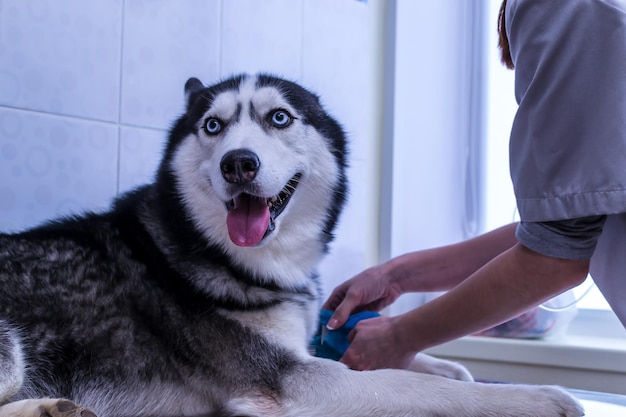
[392,243,589,354]
[384,223,519,293]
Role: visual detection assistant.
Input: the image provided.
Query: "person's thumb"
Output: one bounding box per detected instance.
[326,301,352,330]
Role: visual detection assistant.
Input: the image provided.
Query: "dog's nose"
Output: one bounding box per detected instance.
[220,149,260,184]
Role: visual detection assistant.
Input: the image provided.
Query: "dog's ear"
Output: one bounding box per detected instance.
[185,77,204,95]
[184,78,205,109]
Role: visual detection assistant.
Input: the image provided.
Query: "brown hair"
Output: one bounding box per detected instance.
[498,0,515,69]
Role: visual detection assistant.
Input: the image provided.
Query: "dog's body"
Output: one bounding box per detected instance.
[0,74,582,417]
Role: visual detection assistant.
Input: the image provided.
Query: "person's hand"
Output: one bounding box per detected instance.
[340,314,416,370]
[322,263,402,330]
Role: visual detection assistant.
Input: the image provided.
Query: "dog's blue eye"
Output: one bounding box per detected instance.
[203,118,222,135]
[269,109,292,128]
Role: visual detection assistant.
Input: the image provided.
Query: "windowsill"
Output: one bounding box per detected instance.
[425,334,626,395]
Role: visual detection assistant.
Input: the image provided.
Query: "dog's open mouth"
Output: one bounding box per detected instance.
[225,173,302,247]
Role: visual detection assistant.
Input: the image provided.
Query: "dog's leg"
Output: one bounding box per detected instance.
[0,321,24,404]
[0,324,96,417]
[407,353,473,381]
[228,359,583,417]
[0,399,96,417]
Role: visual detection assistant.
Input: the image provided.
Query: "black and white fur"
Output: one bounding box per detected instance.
[0,74,583,417]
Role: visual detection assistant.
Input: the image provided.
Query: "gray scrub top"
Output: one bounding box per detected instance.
[505,0,626,326]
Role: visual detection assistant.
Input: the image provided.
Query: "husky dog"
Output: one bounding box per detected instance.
[0,74,582,417]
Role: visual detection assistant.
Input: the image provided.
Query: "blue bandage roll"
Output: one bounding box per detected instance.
[310,309,380,360]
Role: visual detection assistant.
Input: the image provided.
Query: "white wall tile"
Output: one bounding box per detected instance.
[121,0,221,130]
[220,0,302,79]
[0,0,123,122]
[118,127,167,194]
[0,108,118,232]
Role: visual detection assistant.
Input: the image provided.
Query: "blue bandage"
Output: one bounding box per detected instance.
[310,309,380,360]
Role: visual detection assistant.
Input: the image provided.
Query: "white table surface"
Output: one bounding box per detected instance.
[573,389,626,416]
[579,399,626,416]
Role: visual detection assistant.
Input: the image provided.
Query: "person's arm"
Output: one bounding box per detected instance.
[324,223,518,330]
[340,243,589,370]
[387,223,519,293]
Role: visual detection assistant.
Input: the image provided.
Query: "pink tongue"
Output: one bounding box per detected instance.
[226,194,270,247]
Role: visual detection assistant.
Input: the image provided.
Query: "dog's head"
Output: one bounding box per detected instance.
[159,74,348,274]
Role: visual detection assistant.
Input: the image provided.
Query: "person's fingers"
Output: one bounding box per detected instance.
[321,286,345,310]
[326,306,348,330]
[347,327,356,343]
[326,291,360,329]
[339,345,363,371]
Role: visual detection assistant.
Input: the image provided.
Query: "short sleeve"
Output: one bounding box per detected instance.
[516,216,607,260]
[506,0,626,222]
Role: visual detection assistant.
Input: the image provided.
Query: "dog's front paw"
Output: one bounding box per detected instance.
[530,386,584,417]
[494,385,584,417]
[0,399,97,417]
[407,353,474,381]
[469,383,584,417]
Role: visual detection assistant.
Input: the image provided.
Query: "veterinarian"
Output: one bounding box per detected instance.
[323,0,626,371]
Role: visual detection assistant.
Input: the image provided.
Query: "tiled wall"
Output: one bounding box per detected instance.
[0,0,373,295]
